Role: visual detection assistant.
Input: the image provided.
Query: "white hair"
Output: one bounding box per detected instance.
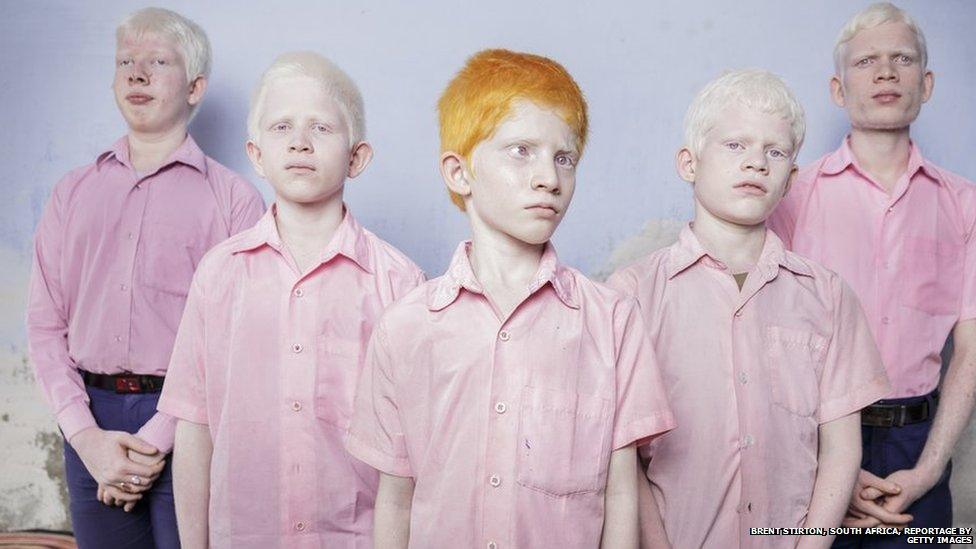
[247,51,366,146]
[683,69,806,159]
[834,2,927,74]
[116,7,212,118]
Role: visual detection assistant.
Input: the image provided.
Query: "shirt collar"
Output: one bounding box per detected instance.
[96,134,208,176]
[230,203,373,273]
[666,224,813,280]
[819,136,941,184]
[427,241,579,311]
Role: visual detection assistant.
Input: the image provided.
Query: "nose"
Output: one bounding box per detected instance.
[873,59,898,83]
[531,158,561,194]
[288,130,313,153]
[127,60,150,85]
[742,147,769,175]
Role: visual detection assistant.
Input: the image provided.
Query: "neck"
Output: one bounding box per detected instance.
[127,123,189,173]
[691,204,767,273]
[468,223,545,291]
[848,127,912,192]
[274,195,345,251]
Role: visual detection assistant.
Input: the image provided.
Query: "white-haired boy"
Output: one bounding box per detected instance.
[608,70,890,548]
[26,7,264,548]
[158,51,424,548]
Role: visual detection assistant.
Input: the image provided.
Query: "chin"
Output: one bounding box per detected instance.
[508,226,557,246]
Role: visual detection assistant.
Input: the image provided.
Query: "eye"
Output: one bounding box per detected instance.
[894,54,914,65]
[152,58,167,66]
[767,148,788,160]
[509,144,530,157]
[117,59,133,67]
[312,123,331,133]
[555,153,576,168]
[855,57,873,68]
[271,122,290,132]
[725,141,744,151]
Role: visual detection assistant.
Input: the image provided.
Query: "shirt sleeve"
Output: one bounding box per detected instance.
[817,275,892,423]
[157,273,210,426]
[605,267,640,298]
[345,322,413,477]
[134,413,178,453]
[960,217,976,322]
[26,174,97,442]
[611,298,675,450]
[229,179,265,235]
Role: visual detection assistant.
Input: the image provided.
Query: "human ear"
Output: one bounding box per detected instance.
[829,75,846,108]
[676,147,696,183]
[187,75,207,107]
[245,140,266,179]
[440,151,472,200]
[347,141,374,179]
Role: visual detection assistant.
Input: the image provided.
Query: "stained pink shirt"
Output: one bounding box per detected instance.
[157,206,423,549]
[26,135,264,450]
[608,226,890,549]
[770,139,976,397]
[347,241,674,549]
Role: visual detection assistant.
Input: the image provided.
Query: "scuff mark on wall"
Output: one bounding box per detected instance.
[34,431,69,525]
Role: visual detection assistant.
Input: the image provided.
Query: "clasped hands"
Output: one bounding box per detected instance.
[842,468,939,530]
[70,427,167,512]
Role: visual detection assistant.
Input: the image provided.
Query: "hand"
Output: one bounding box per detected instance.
[877,468,940,517]
[127,448,166,490]
[69,427,164,489]
[841,469,913,527]
[97,482,141,512]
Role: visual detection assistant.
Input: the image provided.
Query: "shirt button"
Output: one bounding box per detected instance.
[294,288,304,298]
[498,331,511,341]
[291,401,302,412]
[126,232,134,240]
[734,310,742,318]
[489,474,501,487]
[742,434,754,448]
[882,317,891,325]
[115,335,122,342]
[494,402,507,414]
[120,284,128,292]
[488,542,498,549]
[883,261,891,269]
[738,372,748,384]
[292,343,304,354]
[295,521,306,531]
[134,184,142,190]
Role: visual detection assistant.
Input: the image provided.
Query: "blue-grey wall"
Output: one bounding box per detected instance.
[2,0,974,532]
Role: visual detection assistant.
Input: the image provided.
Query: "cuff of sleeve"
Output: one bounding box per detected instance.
[959,307,976,323]
[156,395,208,426]
[135,413,177,454]
[58,401,97,442]
[613,409,677,451]
[819,372,892,424]
[345,431,413,478]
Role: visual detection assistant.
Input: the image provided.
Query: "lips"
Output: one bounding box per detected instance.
[872,91,902,104]
[734,181,768,196]
[286,163,316,172]
[126,93,153,105]
[526,203,559,216]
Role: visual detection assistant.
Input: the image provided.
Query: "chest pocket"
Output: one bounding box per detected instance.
[901,236,964,316]
[764,326,827,417]
[516,386,612,497]
[138,221,207,297]
[315,335,363,430]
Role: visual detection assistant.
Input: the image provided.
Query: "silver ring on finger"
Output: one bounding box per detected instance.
[119,481,127,490]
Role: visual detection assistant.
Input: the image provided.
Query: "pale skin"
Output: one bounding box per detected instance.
[669,103,861,544]
[73,29,208,512]
[172,73,372,547]
[372,100,641,547]
[830,22,976,527]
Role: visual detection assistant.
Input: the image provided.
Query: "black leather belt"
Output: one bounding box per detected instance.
[861,397,933,428]
[81,371,165,394]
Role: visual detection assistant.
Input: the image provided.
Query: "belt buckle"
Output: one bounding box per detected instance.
[894,406,907,427]
[115,376,141,394]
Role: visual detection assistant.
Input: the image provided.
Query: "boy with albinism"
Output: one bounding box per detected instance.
[608,70,891,548]
[158,52,424,548]
[346,48,675,548]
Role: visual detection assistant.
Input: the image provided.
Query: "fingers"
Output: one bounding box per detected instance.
[851,497,913,525]
[842,514,881,528]
[119,458,165,481]
[860,486,885,500]
[129,448,166,466]
[858,470,901,496]
[117,433,158,456]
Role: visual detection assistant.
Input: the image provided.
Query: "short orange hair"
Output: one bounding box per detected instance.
[438,49,589,210]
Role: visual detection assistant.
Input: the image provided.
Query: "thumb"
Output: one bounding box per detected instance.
[861,470,901,494]
[860,487,884,500]
[118,433,158,455]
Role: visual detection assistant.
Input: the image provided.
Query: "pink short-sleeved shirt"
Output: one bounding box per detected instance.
[157,206,424,549]
[769,138,976,397]
[26,135,265,450]
[608,226,890,549]
[346,241,675,549]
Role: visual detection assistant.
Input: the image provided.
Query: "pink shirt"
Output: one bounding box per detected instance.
[157,206,423,549]
[26,135,264,450]
[770,139,976,397]
[347,241,674,549]
[608,226,890,549]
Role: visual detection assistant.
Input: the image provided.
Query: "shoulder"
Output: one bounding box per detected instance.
[605,246,672,297]
[362,229,424,280]
[192,224,263,282]
[202,156,262,198]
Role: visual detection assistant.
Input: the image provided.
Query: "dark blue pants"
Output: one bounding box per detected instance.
[63,386,180,549]
[833,391,952,549]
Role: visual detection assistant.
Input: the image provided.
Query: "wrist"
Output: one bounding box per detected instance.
[68,425,101,447]
[913,463,943,489]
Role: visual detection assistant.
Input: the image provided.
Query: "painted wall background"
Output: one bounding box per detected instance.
[2,0,974,533]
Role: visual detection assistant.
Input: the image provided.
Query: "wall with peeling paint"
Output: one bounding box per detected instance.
[2,0,975,535]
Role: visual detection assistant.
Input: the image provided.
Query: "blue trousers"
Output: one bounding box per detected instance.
[63,386,180,549]
[833,391,952,549]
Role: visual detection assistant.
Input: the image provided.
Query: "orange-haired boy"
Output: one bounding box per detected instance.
[346,49,674,548]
